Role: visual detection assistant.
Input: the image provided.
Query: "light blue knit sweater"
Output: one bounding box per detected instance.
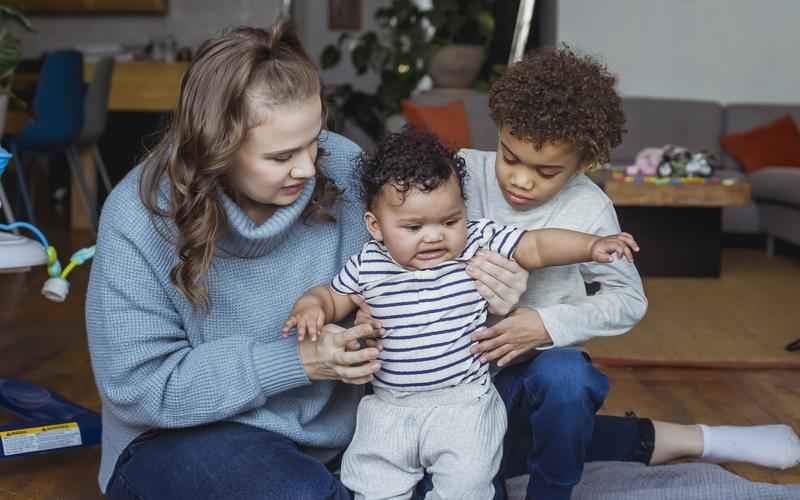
[86,132,369,492]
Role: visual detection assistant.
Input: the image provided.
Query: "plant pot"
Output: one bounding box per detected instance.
[0,95,8,138]
[429,44,485,89]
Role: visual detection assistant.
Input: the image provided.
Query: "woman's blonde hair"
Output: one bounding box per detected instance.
[139,21,337,310]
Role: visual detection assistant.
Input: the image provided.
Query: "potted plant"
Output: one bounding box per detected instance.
[319,0,495,141]
[320,0,431,141]
[426,0,494,89]
[0,5,33,136]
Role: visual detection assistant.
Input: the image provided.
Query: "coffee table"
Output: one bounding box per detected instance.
[594,173,752,277]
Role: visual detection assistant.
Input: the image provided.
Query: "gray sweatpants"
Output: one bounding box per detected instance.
[341,378,507,500]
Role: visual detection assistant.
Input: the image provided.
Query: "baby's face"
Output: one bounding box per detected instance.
[366,175,468,270]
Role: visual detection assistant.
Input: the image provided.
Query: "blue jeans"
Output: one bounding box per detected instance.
[107,349,652,500]
[106,422,352,500]
[492,348,609,500]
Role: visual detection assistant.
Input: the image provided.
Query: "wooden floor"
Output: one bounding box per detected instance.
[1,227,799,498]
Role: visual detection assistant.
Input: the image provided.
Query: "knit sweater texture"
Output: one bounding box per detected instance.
[86,132,369,492]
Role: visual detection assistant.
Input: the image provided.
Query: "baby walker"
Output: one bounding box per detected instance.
[0,146,101,458]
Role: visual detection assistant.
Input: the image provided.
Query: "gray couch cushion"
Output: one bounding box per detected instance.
[721,104,800,170]
[611,97,723,166]
[750,167,800,207]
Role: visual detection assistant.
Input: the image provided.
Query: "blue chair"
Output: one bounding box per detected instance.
[5,50,95,230]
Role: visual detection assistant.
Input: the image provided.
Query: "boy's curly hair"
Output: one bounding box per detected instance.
[358,127,467,209]
[488,45,625,166]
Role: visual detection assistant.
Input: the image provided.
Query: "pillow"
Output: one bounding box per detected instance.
[720,115,800,173]
[401,99,472,149]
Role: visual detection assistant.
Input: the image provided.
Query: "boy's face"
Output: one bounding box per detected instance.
[495,127,587,210]
[365,175,468,270]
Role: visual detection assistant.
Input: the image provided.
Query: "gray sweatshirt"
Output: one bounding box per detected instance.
[460,148,648,348]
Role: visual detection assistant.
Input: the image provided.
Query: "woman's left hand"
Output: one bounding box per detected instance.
[466,249,529,316]
[470,307,553,367]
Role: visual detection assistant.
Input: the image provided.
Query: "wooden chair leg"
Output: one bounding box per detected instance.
[64,147,98,233]
[93,145,113,195]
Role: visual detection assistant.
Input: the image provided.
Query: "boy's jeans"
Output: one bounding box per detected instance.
[491,347,609,500]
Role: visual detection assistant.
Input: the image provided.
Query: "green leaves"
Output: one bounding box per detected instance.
[0,5,33,32]
[0,5,33,97]
[318,0,495,140]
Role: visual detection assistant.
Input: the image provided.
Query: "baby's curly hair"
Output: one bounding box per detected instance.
[358,127,467,210]
[489,45,625,166]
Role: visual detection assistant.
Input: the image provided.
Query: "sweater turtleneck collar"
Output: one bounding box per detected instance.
[218,177,317,258]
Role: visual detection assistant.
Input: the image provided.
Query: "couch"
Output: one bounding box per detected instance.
[385,91,800,252]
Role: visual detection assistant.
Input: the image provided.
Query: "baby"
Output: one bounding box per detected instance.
[283,128,638,499]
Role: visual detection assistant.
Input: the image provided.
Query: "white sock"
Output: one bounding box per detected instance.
[699,424,800,470]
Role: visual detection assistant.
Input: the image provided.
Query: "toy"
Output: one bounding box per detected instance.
[625,145,717,179]
[0,146,101,458]
[685,152,715,177]
[625,147,662,177]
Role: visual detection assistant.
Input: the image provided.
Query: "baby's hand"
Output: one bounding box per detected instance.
[591,232,640,263]
[282,296,327,341]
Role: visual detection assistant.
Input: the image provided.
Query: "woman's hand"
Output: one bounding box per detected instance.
[351,295,385,334]
[298,323,382,384]
[466,249,529,316]
[470,307,552,367]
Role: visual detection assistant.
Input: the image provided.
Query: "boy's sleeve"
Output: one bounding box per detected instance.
[534,204,649,348]
[331,253,362,295]
[472,219,525,260]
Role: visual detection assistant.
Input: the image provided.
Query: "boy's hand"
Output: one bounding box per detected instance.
[466,249,529,316]
[591,232,639,263]
[283,295,327,342]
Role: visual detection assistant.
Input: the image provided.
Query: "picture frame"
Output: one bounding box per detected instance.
[328,0,361,31]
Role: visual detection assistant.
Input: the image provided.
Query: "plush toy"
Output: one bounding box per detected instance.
[685,152,715,177]
[629,145,718,178]
[625,147,662,176]
[658,145,691,178]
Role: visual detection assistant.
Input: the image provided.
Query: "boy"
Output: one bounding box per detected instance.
[283,128,639,499]
[463,46,799,500]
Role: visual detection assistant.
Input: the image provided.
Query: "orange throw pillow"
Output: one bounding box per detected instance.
[720,115,800,173]
[401,99,472,149]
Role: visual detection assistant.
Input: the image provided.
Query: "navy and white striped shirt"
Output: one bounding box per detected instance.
[332,219,524,391]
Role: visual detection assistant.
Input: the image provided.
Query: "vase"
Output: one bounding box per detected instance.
[429,45,485,89]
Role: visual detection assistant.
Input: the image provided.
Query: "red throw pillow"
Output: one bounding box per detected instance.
[720,115,800,173]
[401,99,472,149]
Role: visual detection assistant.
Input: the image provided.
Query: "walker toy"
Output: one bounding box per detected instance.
[0,146,101,458]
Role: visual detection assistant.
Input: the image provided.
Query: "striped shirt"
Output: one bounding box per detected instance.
[331,219,524,391]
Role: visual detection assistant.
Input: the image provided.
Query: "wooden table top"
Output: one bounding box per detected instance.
[593,172,752,208]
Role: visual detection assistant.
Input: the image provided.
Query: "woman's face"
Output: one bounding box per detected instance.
[228,95,323,224]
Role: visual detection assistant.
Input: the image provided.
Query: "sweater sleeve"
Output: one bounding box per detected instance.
[535,203,649,347]
[86,204,310,429]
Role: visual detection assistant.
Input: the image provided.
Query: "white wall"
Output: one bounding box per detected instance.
[558,0,800,103]
[18,0,283,57]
